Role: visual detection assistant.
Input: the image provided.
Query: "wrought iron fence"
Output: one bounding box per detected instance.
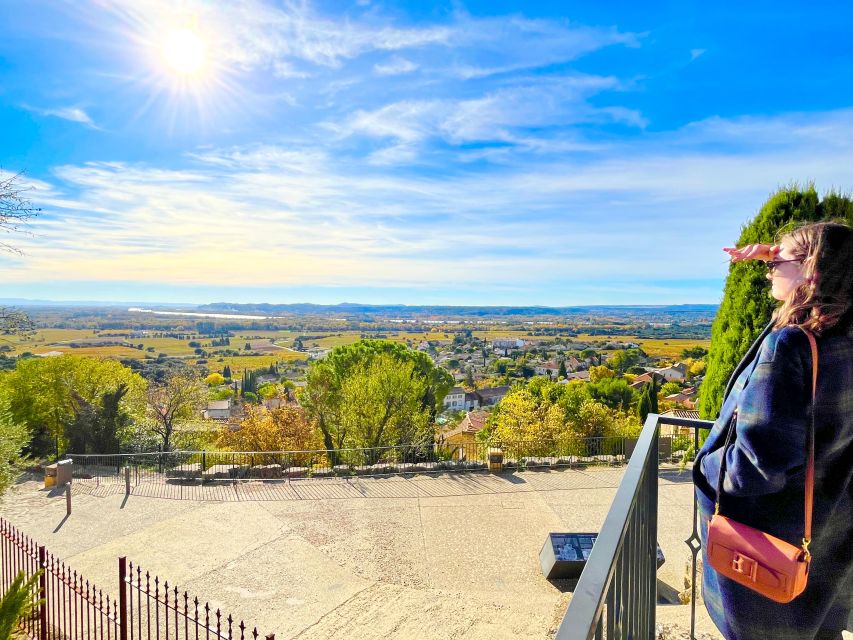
[64,436,690,488]
[1,517,119,640]
[554,413,712,640]
[0,519,273,640]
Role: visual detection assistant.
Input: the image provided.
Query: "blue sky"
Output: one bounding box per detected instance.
[1,0,852,306]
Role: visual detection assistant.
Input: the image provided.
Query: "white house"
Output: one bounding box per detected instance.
[492,338,525,354]
[656,363,688,382]
[534,361,561,377]
[443,387,467,410]
[204,399,232,420]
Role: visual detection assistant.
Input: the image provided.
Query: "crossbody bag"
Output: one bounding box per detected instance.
[706,327,818,604]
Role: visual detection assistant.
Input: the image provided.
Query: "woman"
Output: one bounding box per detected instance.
[693,221,853,640]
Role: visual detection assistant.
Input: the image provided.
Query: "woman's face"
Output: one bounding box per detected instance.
[767,242,807,301]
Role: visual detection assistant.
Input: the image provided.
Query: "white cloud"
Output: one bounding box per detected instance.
[373,56,418,76]
[690,48,706,61]
[4,109,853,297]
[22,105,97,128]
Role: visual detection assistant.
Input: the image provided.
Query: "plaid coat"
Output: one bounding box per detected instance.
[694,324,853,640]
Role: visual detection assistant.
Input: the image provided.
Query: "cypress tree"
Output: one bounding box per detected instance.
[558,360,568,378]
[698,186,853,419]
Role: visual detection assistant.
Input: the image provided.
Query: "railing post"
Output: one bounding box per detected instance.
[38,545,47,640]
[65,483,71,516]
[125,467,131,496]
[118,557,128,640]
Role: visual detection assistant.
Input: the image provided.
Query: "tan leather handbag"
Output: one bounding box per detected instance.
[706,328,818,604]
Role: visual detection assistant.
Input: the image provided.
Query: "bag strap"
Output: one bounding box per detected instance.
[714,327,818,560]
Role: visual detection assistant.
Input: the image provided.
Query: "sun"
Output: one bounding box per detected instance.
[162,28,206,75]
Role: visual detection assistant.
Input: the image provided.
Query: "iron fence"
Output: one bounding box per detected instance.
[1,517,119,640]
[554,413,712,640]
[0,519,273,640]
[64,436,691,488]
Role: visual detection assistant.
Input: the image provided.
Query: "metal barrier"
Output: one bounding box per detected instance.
[553,413,712,640]
[64,436,689,488]
[0,519,272,640]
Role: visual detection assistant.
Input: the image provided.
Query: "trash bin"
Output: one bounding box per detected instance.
[56,459,73,486]
[488,448,504,473]
[44,464,57,488]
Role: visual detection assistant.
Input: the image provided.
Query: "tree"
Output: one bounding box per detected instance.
[0,398,28,496]
[204,373,225,386]
[64,384,131,454]
[1,172,39,335]
[698,186,853,419]
[300,340,453,462]
[588,365,615,383]
[338,353,431,460]
[0,356,145,456]
[681,346,708,359]
[145,372,207,451]
[1,172,40,254]
[222,365,232,379]
[660,381,682,397]
[464,366,475,389]
[636,378,659,423]
[587,377,634,411]
[607,349,642,374]
[558,360,568,379]
[217,404,319,452]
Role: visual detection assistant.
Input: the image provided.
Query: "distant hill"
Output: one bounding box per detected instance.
[196,302,718,320]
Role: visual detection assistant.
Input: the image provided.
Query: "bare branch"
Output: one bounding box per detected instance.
[1,171,41,254]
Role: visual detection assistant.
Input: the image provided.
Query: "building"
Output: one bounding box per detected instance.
[492,338,524,354]
[534,361,560,377]
[203,399,232,420]
[476,386,510,407]
[659,409,700,436]
[664,386,698,409]
[656,363,688,382]
[443,387,466,410]
[439,410,489,456]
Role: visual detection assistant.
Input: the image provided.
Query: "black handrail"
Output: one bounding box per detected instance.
[554,413,713,640]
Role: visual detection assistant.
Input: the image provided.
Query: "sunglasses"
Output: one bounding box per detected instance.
[766,258,802,271]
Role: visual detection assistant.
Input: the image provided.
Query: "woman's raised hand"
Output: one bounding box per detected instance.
[723,243,780,263]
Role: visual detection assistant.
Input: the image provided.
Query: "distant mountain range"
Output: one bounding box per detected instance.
[196,302,719,319]
[1,298,718,320]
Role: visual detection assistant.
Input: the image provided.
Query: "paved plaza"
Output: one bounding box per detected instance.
[1,467,722,639]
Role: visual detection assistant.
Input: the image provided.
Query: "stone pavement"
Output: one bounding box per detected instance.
[1,467,724,639]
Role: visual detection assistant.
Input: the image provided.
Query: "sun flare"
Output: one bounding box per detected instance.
[162,28,206,75]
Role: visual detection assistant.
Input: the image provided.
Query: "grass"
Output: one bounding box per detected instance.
[212,353,306,375]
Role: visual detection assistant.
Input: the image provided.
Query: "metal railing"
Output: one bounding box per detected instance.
[0,519,273,640]
[554,413,712,640]
[1,517,119,640]
[64,436,689,488]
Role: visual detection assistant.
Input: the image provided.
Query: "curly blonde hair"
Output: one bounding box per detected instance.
[772,221,853,334]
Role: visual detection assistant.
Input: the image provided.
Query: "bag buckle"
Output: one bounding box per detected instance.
[731,552,758,580]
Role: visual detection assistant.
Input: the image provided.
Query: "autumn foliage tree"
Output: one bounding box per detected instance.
[217,404,319,452]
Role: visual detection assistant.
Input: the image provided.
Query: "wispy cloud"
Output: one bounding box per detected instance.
[4,109,852,303]
[22,104,97,128]
[373,56,418,76]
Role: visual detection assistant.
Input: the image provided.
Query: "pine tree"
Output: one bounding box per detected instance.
[698,186,853,419]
